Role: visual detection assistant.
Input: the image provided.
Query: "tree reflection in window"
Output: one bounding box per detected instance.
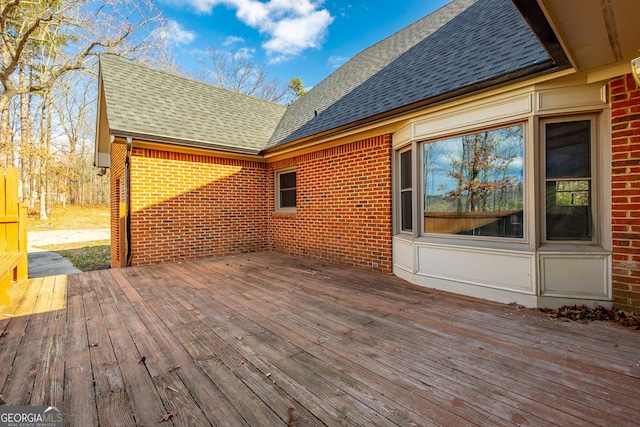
[423,125,524,238]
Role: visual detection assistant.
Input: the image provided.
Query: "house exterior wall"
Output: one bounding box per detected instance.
[611,73,640,313]
[110,142,126,267]
[268,134,393,271]
[392,79,614,309]
[127,147,270,265]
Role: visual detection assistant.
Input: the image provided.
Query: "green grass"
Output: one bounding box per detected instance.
[36,240,111,272]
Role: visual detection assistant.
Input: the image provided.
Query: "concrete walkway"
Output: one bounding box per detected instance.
[28,228,110,278]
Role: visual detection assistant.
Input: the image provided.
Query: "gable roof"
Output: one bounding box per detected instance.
[98,54,287,155]
[266,0,561,149]
[97,0,565,159]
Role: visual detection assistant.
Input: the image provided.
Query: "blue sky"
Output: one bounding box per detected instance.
[155,0,450,89]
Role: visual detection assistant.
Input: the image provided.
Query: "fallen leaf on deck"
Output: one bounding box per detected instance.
[158,411,177,422]
[539,305,640,329]
[287,407,298,427]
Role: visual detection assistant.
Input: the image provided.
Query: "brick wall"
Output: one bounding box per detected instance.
[128,148,269,265]
[110,142,127,267]
[268,134,393,272]
[115,134,393,272]
[611,73,640,313]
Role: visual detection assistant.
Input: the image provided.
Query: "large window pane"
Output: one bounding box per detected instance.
[423,125,524,238]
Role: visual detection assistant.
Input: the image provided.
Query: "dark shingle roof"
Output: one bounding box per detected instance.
[266,0,556,149]
[99,54,287,154]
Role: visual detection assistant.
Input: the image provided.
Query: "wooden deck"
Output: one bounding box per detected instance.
[0,253,638,426]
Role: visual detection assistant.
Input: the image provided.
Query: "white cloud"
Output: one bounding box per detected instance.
[223,35,246,46]
[175,0,219,14]
[234,46,256,59]
[327,55,349,68]
[172,0,334,62]
[153,20,197,45]
[263,8,333,62]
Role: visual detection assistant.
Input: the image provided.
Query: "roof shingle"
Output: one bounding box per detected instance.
[99,55,287,154]
[266,0,555,148]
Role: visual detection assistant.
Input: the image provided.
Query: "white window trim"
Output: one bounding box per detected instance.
[275,167,297,213]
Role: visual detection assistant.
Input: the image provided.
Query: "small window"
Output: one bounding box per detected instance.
[399,149,413,232]
[276,169,296,212]
[543,119,594,242]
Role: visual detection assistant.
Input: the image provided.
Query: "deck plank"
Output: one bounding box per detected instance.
[1,276,55,405]
[0,252,638,426]
[89,270,166,426]
[30,275,67,407]
[116,266,258,426]
[137,264,328,427]
[63,273,98,427]
[0,277,39,391]
[192,260,536,426]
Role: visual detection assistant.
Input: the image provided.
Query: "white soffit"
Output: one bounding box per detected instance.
[538,0,640,71]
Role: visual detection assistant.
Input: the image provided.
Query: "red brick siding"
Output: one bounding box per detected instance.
[110,143,126,267]
[268,134,393,271]
[128,148,269,265]
[611,74,640,313]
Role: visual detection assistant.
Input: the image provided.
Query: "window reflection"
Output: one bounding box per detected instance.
[423,125,524,238]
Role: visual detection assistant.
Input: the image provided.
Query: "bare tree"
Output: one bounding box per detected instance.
[198,47,293,103]
[0,0,163,112]
[444,128,522,213]
[0,0,175,218]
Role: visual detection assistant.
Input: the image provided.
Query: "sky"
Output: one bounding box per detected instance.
[155,0,450,89]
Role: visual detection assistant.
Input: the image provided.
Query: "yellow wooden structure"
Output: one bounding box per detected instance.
[0,168,27,307]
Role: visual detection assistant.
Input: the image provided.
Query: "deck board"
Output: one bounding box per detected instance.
[0,252,639,426]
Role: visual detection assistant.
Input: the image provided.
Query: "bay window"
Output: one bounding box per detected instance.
[392,84,609,306]
[401,116,598,244]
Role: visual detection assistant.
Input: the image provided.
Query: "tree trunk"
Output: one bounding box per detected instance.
[19,62,31,206]
[0,107,10,168]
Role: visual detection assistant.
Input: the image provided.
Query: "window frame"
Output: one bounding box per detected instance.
[398,147,413,234]
[418,121,527,242]
[275,168,297,213]
[540,115,598,245]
